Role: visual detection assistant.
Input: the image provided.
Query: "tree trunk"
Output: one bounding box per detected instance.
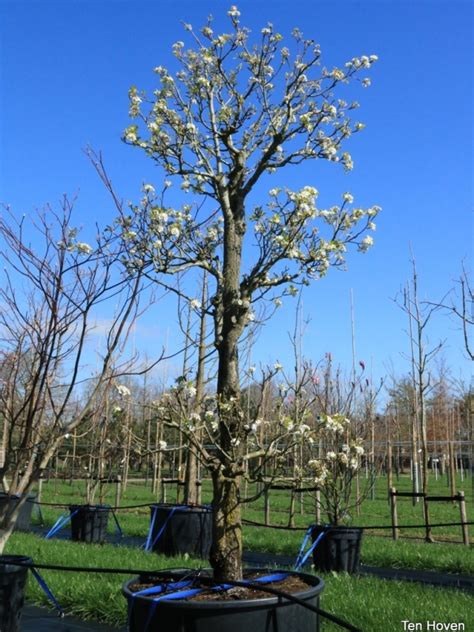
[184,273,207,505]
[210,467,242,582]
[210,212,245,580]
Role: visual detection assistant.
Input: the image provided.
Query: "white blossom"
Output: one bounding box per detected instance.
[227,5,241,18]
[116,384,131,397]
[343,192,354,204]
[76,242,93,255]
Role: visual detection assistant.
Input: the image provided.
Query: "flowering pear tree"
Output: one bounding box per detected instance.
[307,414,365,525]
[94,5,380,580]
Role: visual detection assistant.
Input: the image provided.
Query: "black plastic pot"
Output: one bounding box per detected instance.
[148,504,212,558]
[311,525,363,573]
[69,504,110,543]
[0,555,31,632]
[123,568,324,632]
[0,493,36,531]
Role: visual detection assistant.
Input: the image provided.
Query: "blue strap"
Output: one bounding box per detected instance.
[144,506,178,552]
[151,572,289,602]
[133,571,288,632]
[134,580,193,598]
[30,567,64,617]
[294,526,327,570]
[294,526,313,569]
[143,505,158,552]
[109,508,123,537]
[45,509,79,540]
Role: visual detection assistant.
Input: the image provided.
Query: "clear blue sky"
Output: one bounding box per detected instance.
[0,0,472,391]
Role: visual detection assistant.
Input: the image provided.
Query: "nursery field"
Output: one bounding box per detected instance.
[31,473,474,573]
[5,474,472,631]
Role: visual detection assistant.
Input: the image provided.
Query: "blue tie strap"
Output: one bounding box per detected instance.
[294,525,327,571]
[30,567,64,617]
[143,505,189,552]
[45,509,79,540]
[129,571,290,632]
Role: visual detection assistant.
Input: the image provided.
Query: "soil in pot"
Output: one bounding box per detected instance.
[147,504,212,558]
[123,568,324,632]
[69,504,110,543]
[312,525,363,573]
[0,555,31,632]
[0,493,36,532]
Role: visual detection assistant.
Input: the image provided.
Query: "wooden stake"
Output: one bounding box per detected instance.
[459,491,469,546]
[315,489,321,525]
[115,475,122,509]
[264,487,270,525]
[449,441,456,501]
[387,442,393,505]
[390,487,399,540]
[288,489,296,528]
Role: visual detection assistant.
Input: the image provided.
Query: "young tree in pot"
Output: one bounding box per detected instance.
[94,5,380,582]
[306,413,372,573]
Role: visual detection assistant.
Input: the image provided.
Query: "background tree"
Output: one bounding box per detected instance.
[0,199,146,551]
[93,5,380,581]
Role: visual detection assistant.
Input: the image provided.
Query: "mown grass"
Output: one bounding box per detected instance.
[31,474,473,575]
[5,532,473,631]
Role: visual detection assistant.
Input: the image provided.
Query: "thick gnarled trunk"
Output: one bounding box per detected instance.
[210,467,242,582]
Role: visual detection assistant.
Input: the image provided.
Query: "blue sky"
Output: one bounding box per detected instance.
[0,0,472,391]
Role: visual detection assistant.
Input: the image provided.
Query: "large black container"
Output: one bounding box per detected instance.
[311,525,363,573]
[69,504,110,543]
[123,568,324,632]
[148,504,212,558]
[0,555,31,632]
[0,493,36,531]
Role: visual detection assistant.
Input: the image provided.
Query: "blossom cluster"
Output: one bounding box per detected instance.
[122,5,379,203]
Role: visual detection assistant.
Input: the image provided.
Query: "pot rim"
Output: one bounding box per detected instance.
[68,504,111,511]
[150,503,212,514]
[312,525,363,533]
[123,567,324,611]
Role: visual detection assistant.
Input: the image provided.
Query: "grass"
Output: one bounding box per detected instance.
[31,474,474,575]
[5,532,473,631]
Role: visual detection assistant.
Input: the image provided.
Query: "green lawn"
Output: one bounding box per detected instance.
[30,474,473,575]
[5,532,473,631]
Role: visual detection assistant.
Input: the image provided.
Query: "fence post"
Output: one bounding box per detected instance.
[115,475,122,509]
[387,442,393,505]
[315,489,321,525]
[288,489,295,528]
[161,479,167,503]
[459,491,469,546]
[389,487,399,541]
[264,487,270,525]
[449,442,456,501]
[422,494,433,542]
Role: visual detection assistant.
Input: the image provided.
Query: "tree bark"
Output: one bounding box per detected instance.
[210,466,242,582]
[210,207,246,580]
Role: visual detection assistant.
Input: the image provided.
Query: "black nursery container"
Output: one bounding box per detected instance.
[0,493,36,531]
[311,525,363,573]
[0,555,31,632]
[148,504,212,558]
[69,504,110,543]
[123,568,324,632]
